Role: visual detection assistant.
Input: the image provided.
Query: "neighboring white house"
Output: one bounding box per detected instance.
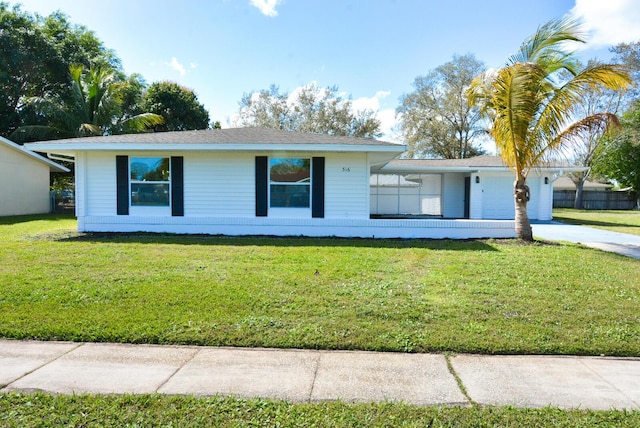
[0,136,69,217]
[25,128,580,239]
[552,176,613,191]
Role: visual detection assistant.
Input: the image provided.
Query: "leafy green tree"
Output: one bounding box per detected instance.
[467,18,631,240]
[565,43,640,208]
[235,83,381,138]
[593,101,640,207]
[40,11,120,71]
[0,3,65,137]
[398,54,487,158]
[11,64,163,141]
[0,4,122,138]
[140,81,210,131]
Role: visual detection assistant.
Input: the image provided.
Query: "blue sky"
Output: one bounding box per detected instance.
[10,0,640,142]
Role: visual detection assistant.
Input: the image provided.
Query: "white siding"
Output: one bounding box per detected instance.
[536,175,553,220]
[526,178,540,220]
[184,152,254,217]
[75,152,87,217]
[85,152,117,216]
[442,173,466,218]
[0,144,51,216]
[79,151,372,222]
[325,152,369,219]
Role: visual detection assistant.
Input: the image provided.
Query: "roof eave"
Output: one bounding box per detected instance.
[1,137,70,173]
[24,142,407,154]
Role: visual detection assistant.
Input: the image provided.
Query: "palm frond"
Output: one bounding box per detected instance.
[116,113,165,134]
[9,125,75,142]
[77,123,103,137]
[509,16,584,66]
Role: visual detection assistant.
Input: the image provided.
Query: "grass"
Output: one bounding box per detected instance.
[1,214,639,356]
[2,215,639,425]
[1,393,639,427]
[553,208,640,236]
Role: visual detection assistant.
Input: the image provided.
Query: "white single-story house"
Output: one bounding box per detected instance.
[0,136,69,216]
[25,128,580,239]
[552,176,613,191]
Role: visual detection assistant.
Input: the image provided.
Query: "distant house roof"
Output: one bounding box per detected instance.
[0,136,69,173]
[375,155,585,173]
[553,176,613,190]
[24,127,405,154]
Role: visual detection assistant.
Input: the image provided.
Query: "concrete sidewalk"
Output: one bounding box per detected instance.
[532,221,640,259]
[1,340,639,410]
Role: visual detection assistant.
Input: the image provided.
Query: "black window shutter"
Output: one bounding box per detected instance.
[171,156,184,216]
[255,156,268,217]
[312,157,325,218]
[116,155,129,215]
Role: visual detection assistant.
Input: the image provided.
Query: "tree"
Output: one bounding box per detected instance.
[610,41,640,103]
[567,43,640,208]
[397,54,487,159]
[0,4,120,138]
[40,11,120,71]
[593,101,640,207]
[562,60,626,208]
[0,3,66,137]
[11,64,164,141]
[467,18,631,241]
[234,83,381,138]
[140,81,210,131]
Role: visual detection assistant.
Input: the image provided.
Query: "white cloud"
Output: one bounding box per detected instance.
[377,108,402,143]
[352,90,391,112]
[570,0,640,48]
[169,57,186,76]
[352,91,401,142]
[250,0,281,17]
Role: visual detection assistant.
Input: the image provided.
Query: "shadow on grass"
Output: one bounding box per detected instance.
[553,217,640,230]
[47,231,509,251]
[0,213,75,225]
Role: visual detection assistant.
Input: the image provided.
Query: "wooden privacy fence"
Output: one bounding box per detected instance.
[553,190,638,210]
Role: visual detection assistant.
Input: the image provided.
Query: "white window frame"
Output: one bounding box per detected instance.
[268,157,312,218]
[129,157,172,216]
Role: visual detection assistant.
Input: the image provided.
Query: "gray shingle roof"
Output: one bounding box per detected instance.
[385,155,508,168]
[29,127,401,147]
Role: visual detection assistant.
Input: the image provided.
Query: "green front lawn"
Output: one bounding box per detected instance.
[1,215,638,356]
[1,393,639,428]
[553,208,640,236]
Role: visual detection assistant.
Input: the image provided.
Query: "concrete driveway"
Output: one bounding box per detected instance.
[532,221,640,259]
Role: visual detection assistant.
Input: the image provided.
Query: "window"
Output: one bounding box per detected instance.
[270,158,310,208]
[130,157,170,206]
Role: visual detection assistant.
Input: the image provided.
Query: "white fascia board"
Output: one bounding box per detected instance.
[2,137,70,172]
[24,142,407,154]
[377,165,587,174]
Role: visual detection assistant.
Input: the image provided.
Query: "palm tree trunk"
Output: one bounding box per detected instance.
[514,179,533,241]
[574,175,587,209]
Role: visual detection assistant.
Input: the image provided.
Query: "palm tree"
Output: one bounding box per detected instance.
[467,18,631,240]
[12,64,163,141]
